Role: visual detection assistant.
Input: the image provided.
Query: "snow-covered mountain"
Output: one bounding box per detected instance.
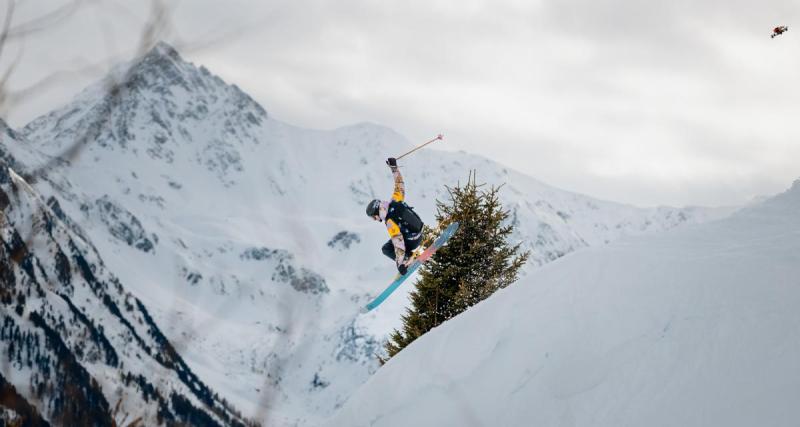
[0,120,251,426]
[6,42,735,424]
[327,179,800,427]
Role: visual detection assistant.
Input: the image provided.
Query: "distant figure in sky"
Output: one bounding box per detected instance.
[772,26,788,38]
[365,158,425,276]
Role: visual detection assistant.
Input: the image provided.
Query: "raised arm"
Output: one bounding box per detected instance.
[385,157,407,268]
[387,157,405,202]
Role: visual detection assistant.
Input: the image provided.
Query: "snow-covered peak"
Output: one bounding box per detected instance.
[121,41,266,118]
[143,40,182,64]
[763,177,800,208]
[729,177,800,222]
[22,41,267,154]
[126,40,184,81]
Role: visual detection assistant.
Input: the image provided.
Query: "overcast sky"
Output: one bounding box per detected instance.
[3,0,799,207]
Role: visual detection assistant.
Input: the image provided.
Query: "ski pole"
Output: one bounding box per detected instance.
[396,134,444,161]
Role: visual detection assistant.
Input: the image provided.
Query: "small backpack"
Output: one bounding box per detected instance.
[388,201,424,236]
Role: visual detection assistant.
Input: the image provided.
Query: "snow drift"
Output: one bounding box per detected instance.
[327,180,800,427]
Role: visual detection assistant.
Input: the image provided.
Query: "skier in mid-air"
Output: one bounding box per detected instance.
[365,157,425,276]
[772,26,788,38]
[360,135,458,311]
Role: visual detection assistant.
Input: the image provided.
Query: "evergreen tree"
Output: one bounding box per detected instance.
[384,172,529,360]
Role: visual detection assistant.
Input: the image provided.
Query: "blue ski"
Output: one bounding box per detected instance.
[365,222,459,311]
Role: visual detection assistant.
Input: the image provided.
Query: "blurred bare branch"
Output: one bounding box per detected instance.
[5,0,83,39]
[0,1,16,61]
[2,59,106,110]
[0,37,23,109]
[24,0,169,183]
[0,0,85,118]
[1,1,308,424]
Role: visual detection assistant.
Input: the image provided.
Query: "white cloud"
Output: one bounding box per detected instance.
[3,0,800,207]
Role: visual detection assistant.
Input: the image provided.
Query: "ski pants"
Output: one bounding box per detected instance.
[382,235,421,262]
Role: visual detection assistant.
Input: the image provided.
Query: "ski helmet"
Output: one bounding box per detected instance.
[366,199,381,217]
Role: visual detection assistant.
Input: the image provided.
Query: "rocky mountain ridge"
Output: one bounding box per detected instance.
[1,127,252,425]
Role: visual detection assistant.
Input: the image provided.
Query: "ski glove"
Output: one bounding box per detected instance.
[397,263,408,276]
[386,157,398,168]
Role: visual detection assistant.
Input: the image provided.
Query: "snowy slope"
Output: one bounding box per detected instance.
[10,43,734,424]
[1,121,250,426]
[327,179,800,427]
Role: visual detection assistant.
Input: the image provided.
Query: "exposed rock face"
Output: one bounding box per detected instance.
[91,195,157,252]
[241,247,329,294]
[327,231,361,251]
